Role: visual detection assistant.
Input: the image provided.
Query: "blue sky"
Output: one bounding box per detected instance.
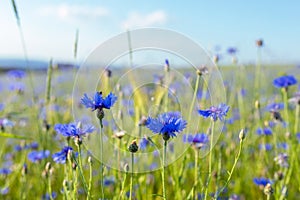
[1,0,300,64]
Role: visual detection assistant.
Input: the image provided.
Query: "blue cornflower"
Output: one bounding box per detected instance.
[81,92,117,111]
[256,127,272,136]
[198,103,230,121]
[0,103,4,111]
[0,168,11,175]
[146,111,187,141]
[28,150,50,163]
[8,82,25,92]
[0,118,15,128]
[266,102,284,112]
[139,138,150,150]
[183,133,209,149]
[42,192,57,200]
[52,146,73,164]
[296,133,300,143]
[273,75,297,88]
[274,153,289,167]
[0,187,9,195]
[227,47,237,55]
[259,143,272,151]
[7,70,26,79]
[104,176,116,186]
[253,177,272,187]
[54,122,94,139]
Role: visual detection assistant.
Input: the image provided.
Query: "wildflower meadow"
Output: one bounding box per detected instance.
[1,1,300,200]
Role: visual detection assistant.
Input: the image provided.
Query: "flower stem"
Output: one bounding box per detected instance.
[129,153,134,200]
[87,158,93,200]
[48,175,53,200]
[99,119,104,199]
[75,145,88,198]
[162,140,167,200]
[188,74,201,128]
[216,138,244,197]
[282,88,290,134]
[204,120,214,200]
[193,148,199,199]
[119,168,128,200]
[294,104,299,134]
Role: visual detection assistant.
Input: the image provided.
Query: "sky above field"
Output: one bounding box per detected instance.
[1,0,300,65]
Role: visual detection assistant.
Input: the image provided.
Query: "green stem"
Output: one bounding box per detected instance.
[204,120,215,200]
[73,167,78,199]
[119,169,128,200]
[294,104,299,134]
[188,74,201,128]
[282,88,290,134]
[193,148,199,199]
[216,139,244,197]
[164,70,169,112]
[129,153,134,200]
[99,120,104,199]
[48,175,53,200]
[162,140,167,200]
[87,158,92,200]
[75,145,89,196]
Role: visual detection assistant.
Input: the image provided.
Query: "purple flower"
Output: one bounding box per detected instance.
[227,47,237,55]
[54,122,94,139]
[253,177,272,187]
[139,138,150,150]
[81,92,117,111]
[0,103,4,112]
[256,127,272,136]
[259,143,272,151]
[8,82,25,92]
[52,146,73,164]
[198,103,230,121]
[146,111,187,139]
[28,150,50,163]
[104,176,116,186]
[0,187,9,195]
[273,75,297,88]
[266,102,284,112]
[42,192,57,200]
[6,70,26,79]
[296,133,300,143]
[183,133,209,148]
[0,168,11,175]
[0,118,15,128]
[274,153,289,167]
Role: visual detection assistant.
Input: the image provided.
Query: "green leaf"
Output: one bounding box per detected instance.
[0,132,32,140]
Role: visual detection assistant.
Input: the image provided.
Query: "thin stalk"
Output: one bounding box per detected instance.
[282,88,290,134]
[215,150,222,198]
[204,120,215,200]
[87,158,93,200]
[73,167,78,199]
[48,175,53,200]
[75,145,88,195]
[119,169,128,200]
[216,139,244,197]
[188,74,201,129]
[129,153,134,200]
[193,148,199,199]
[294,104,299,134]
[99,120,104,199]
[162,140,167,199]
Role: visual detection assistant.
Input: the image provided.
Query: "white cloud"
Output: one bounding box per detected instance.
[122,10,167,29]
[38,4,109,21]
